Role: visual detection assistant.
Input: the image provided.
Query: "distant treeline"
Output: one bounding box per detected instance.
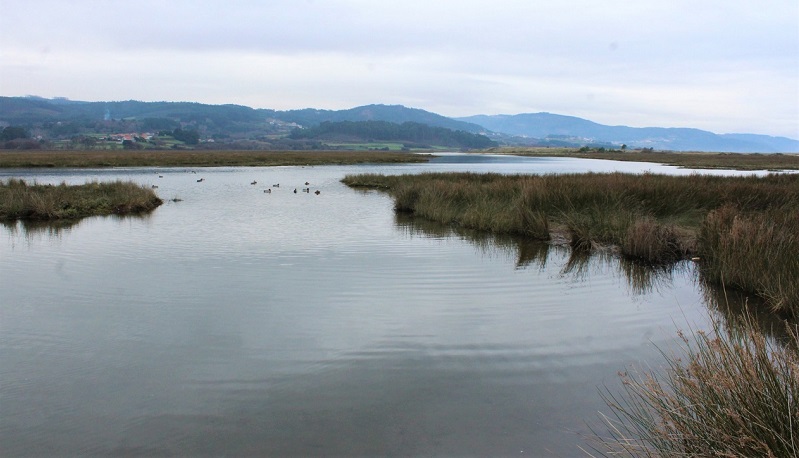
[288,121,497,149]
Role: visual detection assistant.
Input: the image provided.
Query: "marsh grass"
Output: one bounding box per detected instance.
[491,147,799,171]
[343,171,799,314]
[699,205,799,315]
[0,179,163,220]
[590,312,799,457]
[0,149,430,168]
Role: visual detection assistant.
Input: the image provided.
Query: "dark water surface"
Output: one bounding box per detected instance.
[0,154,757,456]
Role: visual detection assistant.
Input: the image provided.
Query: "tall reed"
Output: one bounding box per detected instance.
[591,313,799,457]
[699,205,799,315]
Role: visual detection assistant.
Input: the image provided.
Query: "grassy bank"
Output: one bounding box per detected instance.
[490,147,799,171]
[592,313,799,457]
[342,172,799,315]
[0,179,163,220]
[0,149,431,168]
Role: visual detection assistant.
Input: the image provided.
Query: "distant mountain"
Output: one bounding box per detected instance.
[0,97,484,134]
[0,97,491,149]
[2,97,796,152]
[457,113,799,153]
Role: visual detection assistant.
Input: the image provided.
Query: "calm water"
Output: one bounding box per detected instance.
[0,154,759,456]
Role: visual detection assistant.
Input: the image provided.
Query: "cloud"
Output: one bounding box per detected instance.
[1,0,797,137]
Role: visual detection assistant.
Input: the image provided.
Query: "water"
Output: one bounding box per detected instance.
[0,154,758,456]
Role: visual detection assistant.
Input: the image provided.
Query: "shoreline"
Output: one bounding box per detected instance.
[0,149,433,169]
[2,147,799,171]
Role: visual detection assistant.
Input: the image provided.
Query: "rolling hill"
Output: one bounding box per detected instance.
[457,113,799,153]
[1,96,796,152]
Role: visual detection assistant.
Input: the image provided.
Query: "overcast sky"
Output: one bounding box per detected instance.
[2,0,797,138]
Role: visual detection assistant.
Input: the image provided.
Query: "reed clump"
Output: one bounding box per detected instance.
[342,171,799,314]
[0,179,163,220]
[592,313,799,457]
[699,205,799,314]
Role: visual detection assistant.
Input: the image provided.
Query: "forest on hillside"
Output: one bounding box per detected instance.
[288,121,496,149]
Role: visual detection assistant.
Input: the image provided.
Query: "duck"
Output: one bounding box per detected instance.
[151,185,158,189]
[293,188,298,193]
[272,183,280,188]
[197,178,204,182]
[264,188,271,193]
[305,181,310,185]
[251,181,257,185]
[314,190,321,195]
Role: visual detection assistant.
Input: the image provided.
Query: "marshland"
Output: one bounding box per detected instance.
[0,149,431,168]
[1,152,797,456]
[342,170,799,317]
[0,179,163,220]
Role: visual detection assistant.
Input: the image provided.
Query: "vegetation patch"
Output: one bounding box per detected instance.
[0,149,431,168]
[591,313,799,457]
[0,179,163,220]
[342,171,799,316]
[490,146,799,171]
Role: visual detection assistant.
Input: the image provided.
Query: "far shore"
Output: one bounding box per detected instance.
[1,147,799,170]
[486,146,799,171]
[0,149,433,168]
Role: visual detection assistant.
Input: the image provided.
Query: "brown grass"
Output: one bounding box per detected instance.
[490,147,799,171]
[591,312,799,457]
[0,179,163,220]
[0,149,431,168]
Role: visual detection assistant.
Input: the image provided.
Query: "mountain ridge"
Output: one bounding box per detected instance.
[1,96,796,152]
[456,113,798,153]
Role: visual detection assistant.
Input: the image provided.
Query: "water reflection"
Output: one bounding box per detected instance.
[396,211,797,348]
[1,213,154,239]
[395,213,688,297]
[699,278,796,341]
[2,218,82,236]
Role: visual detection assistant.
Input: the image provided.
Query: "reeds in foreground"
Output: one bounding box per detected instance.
[590,313,799,457]
[0,179,163,220]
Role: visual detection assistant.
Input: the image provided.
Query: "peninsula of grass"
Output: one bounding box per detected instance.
[489,146,799,171]
[0,179,163,220]
[0,149,430,168]
[342,171,799,316]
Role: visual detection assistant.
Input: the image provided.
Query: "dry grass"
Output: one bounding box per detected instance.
[0,179,163,220]
[0,149,431,168]
[490,147,799,171]
[699,205,799,315]
[590,312,799,457]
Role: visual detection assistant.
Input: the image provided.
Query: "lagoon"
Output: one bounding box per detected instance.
[0,154,760,456]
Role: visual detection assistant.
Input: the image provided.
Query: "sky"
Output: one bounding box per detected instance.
[1,0,798,138]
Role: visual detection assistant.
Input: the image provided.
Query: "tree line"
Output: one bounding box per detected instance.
[288,121,496,149]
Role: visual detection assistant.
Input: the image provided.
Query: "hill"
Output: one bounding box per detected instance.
[265,104,486,133]
[457,113,799,153]
[1,96,796,152]
[287,120,496,149]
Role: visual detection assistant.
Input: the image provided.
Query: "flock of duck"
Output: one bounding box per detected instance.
[151,172,321,195]
[254,180,320,195]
